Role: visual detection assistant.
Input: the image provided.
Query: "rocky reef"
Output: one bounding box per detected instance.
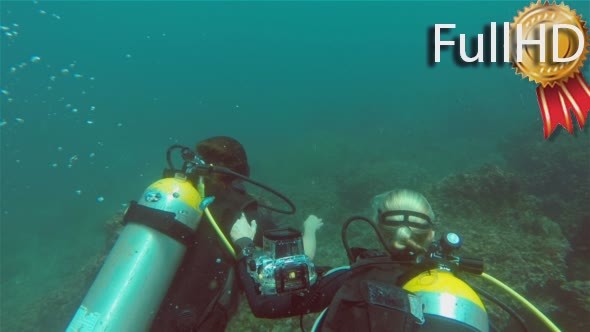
[499,127,589,238]
[428,164,576,330]
[494,127,590,331]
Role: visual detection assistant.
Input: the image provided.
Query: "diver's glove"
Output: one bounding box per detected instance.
[303,215,323,260]
[304,215,324,233]
[231,213,258,250]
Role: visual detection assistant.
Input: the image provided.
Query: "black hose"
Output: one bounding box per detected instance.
[166,144,186,172]
[165,145,296,215]
[341,216,395,264]
[300,314,305,332]
[196,164,296,215]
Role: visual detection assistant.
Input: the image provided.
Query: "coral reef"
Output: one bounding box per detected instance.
[429,164,585,331]
[498,127,590,330]
[499,127,589,239]
[432,164,523,217]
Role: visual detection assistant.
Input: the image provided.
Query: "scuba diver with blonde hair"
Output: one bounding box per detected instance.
[234,189,562,332]
[232,189,443,322]
[372,189,435,253]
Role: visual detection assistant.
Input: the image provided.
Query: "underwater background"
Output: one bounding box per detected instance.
[1,1,589,331]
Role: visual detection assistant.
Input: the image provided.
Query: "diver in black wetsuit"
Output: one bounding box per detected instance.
[150,136,321,331]
[232,189,437,320]
[232,189,499,331]
[233,189,561,332]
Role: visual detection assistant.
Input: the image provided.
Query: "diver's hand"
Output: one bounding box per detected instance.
[303,215,323,260]
[304,215,324,234]
[230,213,257,242]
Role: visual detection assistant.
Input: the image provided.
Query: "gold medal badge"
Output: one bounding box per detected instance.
[511,1,590,138]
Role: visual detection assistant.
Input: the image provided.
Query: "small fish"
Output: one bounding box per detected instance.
[15,118,24,124]
[0,120,7,127]
[97,196,105,203]
[1,89,9,96]
[30,56,41,63]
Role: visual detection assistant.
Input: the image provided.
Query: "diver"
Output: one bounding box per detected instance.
[233,188,562,332]
[232,189,438,321]
[67,135,320,332]
[314,189,482,332]
[149,136,322,331]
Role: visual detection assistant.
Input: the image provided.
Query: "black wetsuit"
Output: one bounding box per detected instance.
[150,180,275,332]
[236,247,414,319]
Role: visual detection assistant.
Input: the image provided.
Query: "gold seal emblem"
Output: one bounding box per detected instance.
[511,1,589,87]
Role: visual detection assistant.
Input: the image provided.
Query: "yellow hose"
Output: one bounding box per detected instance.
[204,207,237,259]
[198,176,237,259]
[481,273,561,332]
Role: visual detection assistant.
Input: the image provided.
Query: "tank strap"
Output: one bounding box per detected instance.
[123,201,194,247]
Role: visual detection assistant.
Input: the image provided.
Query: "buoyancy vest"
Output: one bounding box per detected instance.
[319,257,422,332]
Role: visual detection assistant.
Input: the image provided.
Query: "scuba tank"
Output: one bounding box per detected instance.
[67,144,296,331]
[403,270,489,331]
[400,232,489,332]
[67,173,203,331]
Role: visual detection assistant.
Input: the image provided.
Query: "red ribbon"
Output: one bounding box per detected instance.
[536,74,590,139]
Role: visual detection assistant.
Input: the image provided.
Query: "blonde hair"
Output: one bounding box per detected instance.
[372,189,435,252]
[378,189,434,222]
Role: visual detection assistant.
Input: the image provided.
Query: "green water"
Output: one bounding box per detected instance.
[1,1,589,331]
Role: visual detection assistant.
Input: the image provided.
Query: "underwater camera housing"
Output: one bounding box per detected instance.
[248,228,317,295]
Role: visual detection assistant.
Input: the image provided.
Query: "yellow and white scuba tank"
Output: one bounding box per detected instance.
[67,173,202,332]
[403,269,489,332]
